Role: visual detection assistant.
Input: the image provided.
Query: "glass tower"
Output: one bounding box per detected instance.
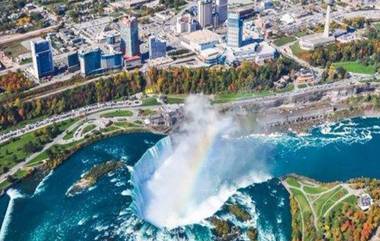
[149,36,167,60]
[227,11,243,48]
[31,39,54,79]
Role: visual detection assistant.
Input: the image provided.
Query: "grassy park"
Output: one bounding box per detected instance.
[274,36,297,46]
[284,176,363,241]
[0,118,77,174]
[100,110,133,118]
[333,61,377,74]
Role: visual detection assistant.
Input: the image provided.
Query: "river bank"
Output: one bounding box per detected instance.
[2,87,380,196]
[0,126,164,196]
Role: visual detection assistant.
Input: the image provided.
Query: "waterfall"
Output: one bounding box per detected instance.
[130,96,272,229]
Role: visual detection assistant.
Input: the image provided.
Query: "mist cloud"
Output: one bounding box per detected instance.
[131,95,271,229]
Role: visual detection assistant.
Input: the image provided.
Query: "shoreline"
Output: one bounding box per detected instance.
[2,110,378,197]
[0,127,165,197]
[2,82,380,196]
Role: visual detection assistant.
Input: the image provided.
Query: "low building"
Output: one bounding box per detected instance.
[147,56,174,68]
[336,32,361,43]
[124,55,142,70]
[358,193,373,211]
[299,33,335,51]
[280,14,296,25]
[198,48,224,65]
[274,75,290,89]
[225,42,258,63]
[295,68,316,85]
[255,43,276,64]
[261,0,273,10]
[181,30,221,52]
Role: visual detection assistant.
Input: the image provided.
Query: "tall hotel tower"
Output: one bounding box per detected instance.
[198,0,213,28]
[216,0,228,24]
[31,39,54,79]
[227,9,243,47]
[120,16,140,57]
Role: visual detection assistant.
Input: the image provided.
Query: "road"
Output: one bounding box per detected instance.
[0,25,60,46]
[23,71,125,102]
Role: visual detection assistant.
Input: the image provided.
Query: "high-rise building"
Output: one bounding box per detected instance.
[176,14,197,33]
[216,0,228,24]
[31,39,54,79]
[149,36,167,60]
[78,48,123,76]
[67,51,80,72]
[78,48,102,76]
[120,16,140,57]
[101,51,123,70]
[227,10,243,47]
[323,5,331,38]
[198,0,213,28]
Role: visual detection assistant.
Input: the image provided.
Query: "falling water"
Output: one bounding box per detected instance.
[131,96,271,229]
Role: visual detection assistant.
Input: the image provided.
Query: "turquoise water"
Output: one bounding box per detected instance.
[1,117,380,241]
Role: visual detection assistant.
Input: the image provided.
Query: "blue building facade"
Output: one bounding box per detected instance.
[78,48,102,76]
[31,39,54,79]
[79,48,123,76]
[149,36,166,60]
[227,11,243,47]
[67,52,80,72]
[101,52,123,70]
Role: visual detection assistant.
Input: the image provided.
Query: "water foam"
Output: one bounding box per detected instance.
[0,189,24,241]
[34,170,54,196]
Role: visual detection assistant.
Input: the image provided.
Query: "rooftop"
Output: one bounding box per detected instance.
[182,30,221,45]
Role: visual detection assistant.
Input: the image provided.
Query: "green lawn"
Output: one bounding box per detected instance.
[290,188,313,215]
[213,91,271,103]
[0,119,76,173]
[303,185,331,194]
[290,42,306,56]
[138,109,157,116]
[100,110,133,118]
[167,95,186,104]
[142,97,160,106]
[320,188,348,216]
[333,61,377,74]
[295,31,309,38]
[313,187,348,218]
[274,36,297,46]
[374,22,380,31]
[287,176,301,188]
[102,125,120,133]
[82,124,96,134]
[27,151,49,167]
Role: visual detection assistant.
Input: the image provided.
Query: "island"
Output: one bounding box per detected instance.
[66,161,125,197]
